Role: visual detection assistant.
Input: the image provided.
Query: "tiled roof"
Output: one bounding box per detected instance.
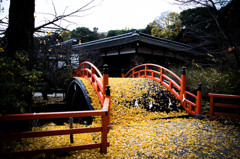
[72,31,202,55]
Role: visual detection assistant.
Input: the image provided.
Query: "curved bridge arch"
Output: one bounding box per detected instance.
[66,78,94,111]
[66,78,94,124]
[123,63,202,116]
[73,61,109,105]
[68,61,111,125]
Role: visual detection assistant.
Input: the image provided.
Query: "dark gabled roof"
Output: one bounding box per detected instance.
[72,31,201,54]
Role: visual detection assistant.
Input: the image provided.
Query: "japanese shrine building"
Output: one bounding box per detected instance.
[72,31,205,76]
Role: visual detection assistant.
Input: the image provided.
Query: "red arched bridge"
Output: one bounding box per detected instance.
[1,61,239,157]
[72,61,202,117]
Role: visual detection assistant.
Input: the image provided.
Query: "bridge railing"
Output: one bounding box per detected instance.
[73,61,109,105]
[123,64,202,116]
[209,93,240,121]
[0,90,111,157]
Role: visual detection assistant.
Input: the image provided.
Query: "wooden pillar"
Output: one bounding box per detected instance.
[121,69,125,78]
[102,64,109,97]
[196,83,202,115]
[91,67,95,83]
[180,67,186,105]
[105,85,111,126]
[160,68,164,84]
[69,117,74,143]
[100,112,108,154]
[209,94,214,121]
[145,65,148,77]
[83,63,87,77]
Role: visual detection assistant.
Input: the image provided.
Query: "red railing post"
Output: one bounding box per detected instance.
[83,63,87,77]
[101,112,108,154]
[91,67,95,83]
[121,69,125,78]
[145,65,148,77]
[196,83,202,115]
[132,69,135,78]
[101,85,110,154]
[209,95,214,121]
[102,64,109,97]
[180,67,186,105]
[160,68,164,84]
[105,85,111,126]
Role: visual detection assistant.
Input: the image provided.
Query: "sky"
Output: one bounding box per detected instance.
[1,0,187,33]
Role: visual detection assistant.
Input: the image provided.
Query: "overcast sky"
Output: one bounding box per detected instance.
[1,0,188,33]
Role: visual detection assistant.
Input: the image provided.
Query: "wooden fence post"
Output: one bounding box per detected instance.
[180,67,186,105]
[105,85,111,126]
[145,65,148,77]
[132,69,135,78]
[121,69,125,78]
[83,63,87,77]
[102,64,109,97]
[160,68,164,84]
[209,95,214,121]
[69,117,74,143]
[101,112,108,154]
[196,83,202,115]
[91,67,95,83]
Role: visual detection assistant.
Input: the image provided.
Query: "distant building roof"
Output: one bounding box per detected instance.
[72,31,203,56]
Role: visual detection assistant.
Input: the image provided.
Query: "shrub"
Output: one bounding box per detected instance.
[169,64,240,114]
[0,51,42,114]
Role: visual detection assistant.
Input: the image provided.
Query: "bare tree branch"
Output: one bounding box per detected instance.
[34,0,99,32]
[52,0,57,17]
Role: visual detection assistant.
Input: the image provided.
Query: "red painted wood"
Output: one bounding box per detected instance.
[209,96,214,121]
[0,127,102,139]
[101,114,108,154]
[1,143,110,157]
[123,63,201,116]
[214,112,240,118]
[214,103,240,109]
[208,93,240,121]
[0,110,107,121]
[209,93,240,99]
[74,61,108,106]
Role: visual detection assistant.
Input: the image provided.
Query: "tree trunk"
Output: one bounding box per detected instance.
[6,0,35,58]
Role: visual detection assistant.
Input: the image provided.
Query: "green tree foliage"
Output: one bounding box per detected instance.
[107,27,152,37]
[107,29,130,37]
[59,30,72,41]
[0,51,42,114]
[71,27,98,43]
[180,7,219,34]
[149,12,182,39]
[176,0,240,67]
[141,24,153,35]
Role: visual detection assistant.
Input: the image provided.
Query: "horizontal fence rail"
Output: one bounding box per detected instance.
[123,64,202,116]
[209,93,240,121]
[0,61,111,157]
[0,97,110,156]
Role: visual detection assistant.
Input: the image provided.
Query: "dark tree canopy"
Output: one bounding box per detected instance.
[71,27,98,43]
[178,0,240,67]
[180,7,215,33]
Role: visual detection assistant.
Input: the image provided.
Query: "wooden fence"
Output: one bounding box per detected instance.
[209,93,240,121]
[0,61,111,157]
[0,96,110,157]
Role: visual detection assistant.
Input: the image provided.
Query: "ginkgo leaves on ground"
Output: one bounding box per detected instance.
[1,78,239,159]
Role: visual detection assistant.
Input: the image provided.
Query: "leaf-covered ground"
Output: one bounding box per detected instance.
[1,78,240,158]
